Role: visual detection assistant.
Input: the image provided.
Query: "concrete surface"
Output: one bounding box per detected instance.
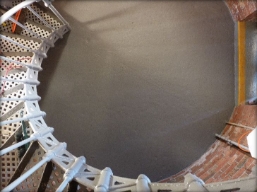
[38,1,234,181]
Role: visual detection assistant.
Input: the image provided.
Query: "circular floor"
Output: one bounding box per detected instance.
[38,1,234,181]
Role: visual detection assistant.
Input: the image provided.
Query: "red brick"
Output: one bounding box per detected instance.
[224,161,237,174]
[205,177,216,183]
[231,167,245,179]
[223,173,232,181]
[196,168,207,178]
[234,151,244,161]
[197,162,215,177]
[223,125,231,134]
[190,164,203,174]
[219,172,227,180]
[214,158,230,172]
[171,170,186,178]
[212,170,223,180]
[195,168,204,176]
[196,156,220,176]
[246,168,252,175]
[201,171,215,182]
[228,153,239,163]
[245,162,256,175]
[159,105,256,184]
[222,146,232,157]
[236,155,248,169]
[205,152,217,163]
[240,171,249,178]
[174,175,184,181]
[159,178,170,183]
[173,175,184,183]
[245,158,255,169]
[210,155,221,164]
[221,163,230,173]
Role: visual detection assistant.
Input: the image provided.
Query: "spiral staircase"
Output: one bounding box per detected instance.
[0,0,256,191]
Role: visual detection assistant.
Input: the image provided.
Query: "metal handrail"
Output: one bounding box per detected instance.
[0,0,36,24]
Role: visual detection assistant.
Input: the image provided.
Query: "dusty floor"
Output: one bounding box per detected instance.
[38,1,234,181]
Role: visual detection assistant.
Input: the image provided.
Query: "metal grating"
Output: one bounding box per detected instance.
[1,70,27,82]
[45,163,66,192]
[0,38,27,52]
[0,82,22,96]
[0,18,51,39]
[11,0,23,8]
[0,55,31,97]
[1,120,21,188]
[26,4,62,30]
[0,20,13,33]
[0,150,19,189]
[0,35,40,52]
[0,1,69,191]
[14,145,45,191]
[1,55,32,67]
[77,183,92,192]
[0,109,33,143]
[21,21,51,38]
[4,88,25,99]
[0,101,21,116]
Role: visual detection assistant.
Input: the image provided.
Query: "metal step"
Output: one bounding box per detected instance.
[10,1,63,29]
[26,2,63,30]
[12,142,46,191]
[0,10,52,39]
[0,52,37,70]
[0,32,41,53]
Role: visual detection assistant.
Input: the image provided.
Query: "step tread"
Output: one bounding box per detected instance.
[14,143,47,191]
[1,17,52,39]
[1,32,41,52]
[26,2,62,30]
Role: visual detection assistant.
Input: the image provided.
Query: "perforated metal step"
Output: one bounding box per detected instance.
[0,32,41,52]
[0,15,52,39]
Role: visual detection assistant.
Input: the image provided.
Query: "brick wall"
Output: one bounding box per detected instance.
[160,105,257,183]
[225,0,257,21]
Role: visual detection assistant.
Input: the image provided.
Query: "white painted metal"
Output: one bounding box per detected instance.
[8,17,46,41]
[95,167,113,192]
[0,34,45,55]
[0,77,40,85]
[136,174,151,192]
[0,127,53,156]
[56,156,86,191]
[184,173,208,192]
[205,176,257,191]
[215,133,250,151]
[0,56,42,71]
[1,142,66,192]
[0,111,46,126]
[0,0,36,24]
[247,128,257,159]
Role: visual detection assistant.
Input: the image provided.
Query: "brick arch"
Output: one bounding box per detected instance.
[160,104,257,183]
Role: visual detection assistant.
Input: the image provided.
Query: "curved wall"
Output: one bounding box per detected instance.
[1,0,256,191]
[38,1,234,181]
[160,104,257,183]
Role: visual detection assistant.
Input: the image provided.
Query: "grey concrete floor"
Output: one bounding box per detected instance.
[38,1,234,181]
